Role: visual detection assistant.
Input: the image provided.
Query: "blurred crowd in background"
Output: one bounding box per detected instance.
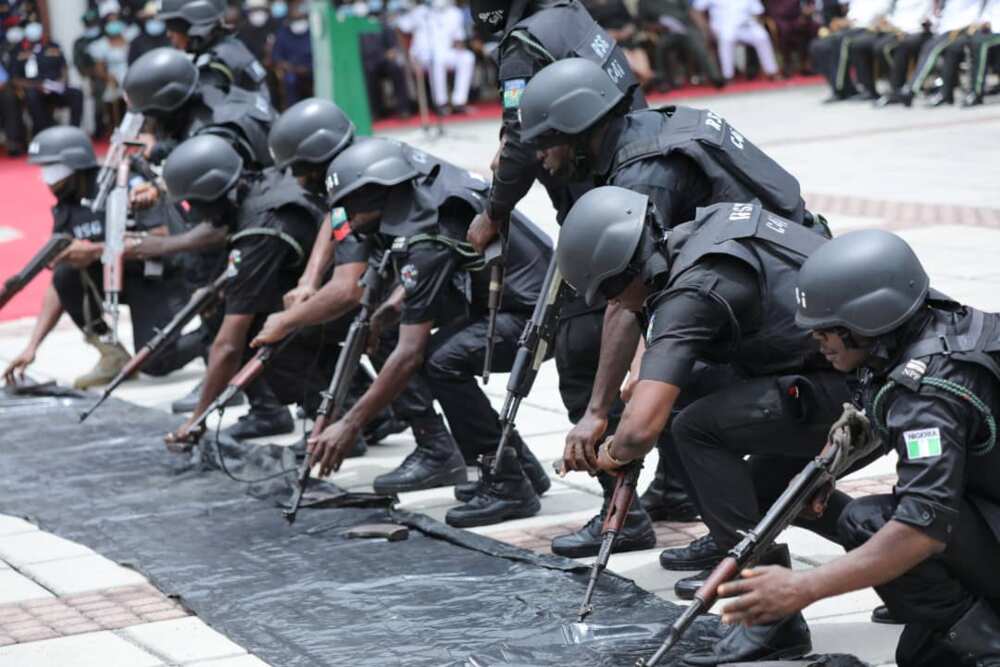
[0,0,997,157]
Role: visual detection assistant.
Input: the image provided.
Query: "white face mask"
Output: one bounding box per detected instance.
[41,163,74,186]
[290,18,309,34]
[248,10,269,27]
[25,22,43,42]
[6,27,24,44]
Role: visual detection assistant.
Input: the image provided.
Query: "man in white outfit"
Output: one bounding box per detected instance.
[692,0,779,80]
[397,0,476,113]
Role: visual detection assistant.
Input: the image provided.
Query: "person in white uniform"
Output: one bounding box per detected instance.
[397,0,476,113]
[692,0,779,81]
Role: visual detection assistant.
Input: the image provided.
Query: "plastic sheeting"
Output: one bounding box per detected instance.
[0,392,867,666]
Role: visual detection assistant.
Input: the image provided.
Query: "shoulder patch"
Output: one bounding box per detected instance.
[400,263,419,290]
[331,207,352,241]
[502,79,527,109]
[904,428,942,460]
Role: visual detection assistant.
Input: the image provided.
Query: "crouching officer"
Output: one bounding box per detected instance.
[161,134,334,447]
[308,138,553,527]
[720,230,1000,667]
[519,56,819,562]
[557,188,856,665]
[158,0,270,100]
[3,127,202,389]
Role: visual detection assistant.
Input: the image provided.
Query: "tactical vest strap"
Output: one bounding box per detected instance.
[229,227,305,265]
[206,61,235,85]
[507,29,556,65]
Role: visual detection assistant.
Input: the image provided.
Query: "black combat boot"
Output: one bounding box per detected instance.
[221,379,293,441]
[454,432,550,501]
[372,414,467,494]
[659,533,726,571]
[674,543,789,601]
[445,448,540,528]
[682,611,812,665]
[550,474,657,558]
[943,598,1000,666]
[639,454,699,522]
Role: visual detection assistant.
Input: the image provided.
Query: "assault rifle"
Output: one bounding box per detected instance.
[635,405,881,666]
[577,460,642,622]
[491,255,571,474]
[0,234,72,311]
[167,333,298,453]
[78,252,241,422]
[91,111,144,214]
[100,160,130,345]
[481,230,507,384]
[284,251,394,524]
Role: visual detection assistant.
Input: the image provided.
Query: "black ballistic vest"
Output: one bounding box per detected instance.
[234,168,324,265]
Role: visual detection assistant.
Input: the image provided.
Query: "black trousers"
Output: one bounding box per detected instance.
[422,311,527,461]
[0,86,25,149]
[838,494,1000,667]
[809,29,866,97]
[652,29,722,84]
[908,33,957,95]
[671,370,853,549]
[364,58,413,118]
[969,32,1000,99]
[23,87,84,131]
[847,29,888,94]
[52,262,204,376]
[874,31,930,93]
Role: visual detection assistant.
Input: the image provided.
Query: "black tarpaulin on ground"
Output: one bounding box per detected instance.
[0,392,866,667]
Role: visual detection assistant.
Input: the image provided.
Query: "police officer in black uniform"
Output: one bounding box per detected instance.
[556,187,855,665]
[519,56,820,562]
[161,134,344,448]
[2,126,202,390]
[467,0,696,550]
[719,230,1000,667]
[309,138,554,528]
[158,0,270,101]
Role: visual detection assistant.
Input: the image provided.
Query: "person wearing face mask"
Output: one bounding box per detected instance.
[72,10,106,135]
[88,10,133,135]
[160,134,351,449]
[158,0,271,101]
[360,0,414,119]
[237,0,276,63]
[2,127,205,390]
[8,21,84,133]
[396,0,476,114]
[271,1,313,108]
[1,25,25,155]
[128,2,170,64]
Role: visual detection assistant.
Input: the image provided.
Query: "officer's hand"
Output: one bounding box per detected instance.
[799,479,835,521]
[563,411,607,473]
[308,419,362,477]
[595,439,626,473]
[251,313,292,349]
[123,234,165,261]
[3,347,36,385]
[467,211,499,254]
[282,284,316,310]
[718,566,816,626]
[56,240,102,269]
[163,422,204,453]
[129,181,160,210]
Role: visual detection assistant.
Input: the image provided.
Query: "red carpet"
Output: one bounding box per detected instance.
[0,76,821,323]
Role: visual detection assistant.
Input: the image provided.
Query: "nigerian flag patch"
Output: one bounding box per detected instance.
[904,428,942,459]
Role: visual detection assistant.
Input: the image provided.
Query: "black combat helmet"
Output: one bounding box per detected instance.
[557,185,648,307]
[27,126,98,170]
[124,48,199,113]
[795,229,930,337]
[163,134,244,202]
[519,58,625,144]
[158,0,226,38]
[325,138,418,206]
[269,98,355,170]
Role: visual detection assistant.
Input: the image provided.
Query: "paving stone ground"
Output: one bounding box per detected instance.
[1,83,998,666]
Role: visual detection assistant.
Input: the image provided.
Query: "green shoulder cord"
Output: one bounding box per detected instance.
[400,233,489,271]
[872,377,997,457]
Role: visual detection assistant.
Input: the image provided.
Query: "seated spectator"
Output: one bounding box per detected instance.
[1,24,26,154]
[88,6,133,132]
[128,1,170,64]
[582,0,658,88]
[765,0,820,77]
[272,0,313,109]
[72,9,105,135]
[809,0,892,102]
[360,1,414,119]
[693,0,780,81]
[848,0,931,106]
[397,0,475,114]
[638,0,725,88]
[964,0,1000,107]
[8,21,84,135]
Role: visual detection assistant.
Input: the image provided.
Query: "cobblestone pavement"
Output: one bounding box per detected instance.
[2,83,998,665]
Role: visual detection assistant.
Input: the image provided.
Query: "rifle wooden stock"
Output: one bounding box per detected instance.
[0,234,72,310]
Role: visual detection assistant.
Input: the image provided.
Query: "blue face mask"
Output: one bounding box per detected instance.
[24,22,43,42]
[144,19,165,36]
[271,2,288,18]
[105,20,125,37]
